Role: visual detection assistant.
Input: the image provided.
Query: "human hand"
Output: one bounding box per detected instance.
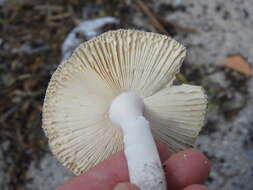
[58,141,210,190]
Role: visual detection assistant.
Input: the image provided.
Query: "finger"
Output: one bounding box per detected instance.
[156,140,171,162]
[113,182,140,190]
[57,151,128,190]
[183,184,209,190]
[163,149,210,190]
[58,142,170,190]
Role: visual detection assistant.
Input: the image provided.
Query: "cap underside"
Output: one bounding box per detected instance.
[42,29,207,175]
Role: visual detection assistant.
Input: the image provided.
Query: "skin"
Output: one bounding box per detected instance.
[58,142,210,190]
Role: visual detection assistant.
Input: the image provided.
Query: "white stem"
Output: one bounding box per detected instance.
[109,92,166,190]
[121,116,166,190]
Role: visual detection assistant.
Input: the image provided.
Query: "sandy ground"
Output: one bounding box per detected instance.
[1,0,253,189]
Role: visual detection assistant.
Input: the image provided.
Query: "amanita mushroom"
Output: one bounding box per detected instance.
[42,30,207,190]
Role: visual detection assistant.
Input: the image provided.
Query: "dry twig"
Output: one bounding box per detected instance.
[135,0,198,35]
[135,0,169,35]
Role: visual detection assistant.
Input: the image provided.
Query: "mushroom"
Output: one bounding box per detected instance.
[42,30,207,190]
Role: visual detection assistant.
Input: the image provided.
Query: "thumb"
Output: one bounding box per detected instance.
[113,183,140,190]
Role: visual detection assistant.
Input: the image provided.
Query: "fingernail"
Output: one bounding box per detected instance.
[113,182,140,190]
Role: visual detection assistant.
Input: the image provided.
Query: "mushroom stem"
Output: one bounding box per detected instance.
[109,92,166,190]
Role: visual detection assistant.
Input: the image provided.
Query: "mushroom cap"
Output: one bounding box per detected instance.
[42,29,207,175]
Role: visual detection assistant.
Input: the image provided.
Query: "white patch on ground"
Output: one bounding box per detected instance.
[196,79,253,190]
[26,153,74,190]
[0,0,6,6]
[62,17,119,61]
[165,0,253,66]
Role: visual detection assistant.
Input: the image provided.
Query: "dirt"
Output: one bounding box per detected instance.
[1,0,253,189]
